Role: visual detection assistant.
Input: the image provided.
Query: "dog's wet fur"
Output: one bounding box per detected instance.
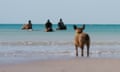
[74,24,90,56]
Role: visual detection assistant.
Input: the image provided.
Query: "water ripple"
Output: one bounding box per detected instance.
[0,41,120,46]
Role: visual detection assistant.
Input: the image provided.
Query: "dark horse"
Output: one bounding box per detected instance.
[56,18,67,30]
[22,20,32,31]
[45,19,53,32]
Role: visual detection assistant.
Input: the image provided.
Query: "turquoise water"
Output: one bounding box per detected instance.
[0,24,120,42]
[0,24,120,64]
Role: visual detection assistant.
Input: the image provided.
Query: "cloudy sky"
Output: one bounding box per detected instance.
[0,0,120,24]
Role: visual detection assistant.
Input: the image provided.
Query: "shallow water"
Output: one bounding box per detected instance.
[0,24,120,64]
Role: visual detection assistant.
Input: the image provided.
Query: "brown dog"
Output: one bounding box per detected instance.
[74,24,90,56]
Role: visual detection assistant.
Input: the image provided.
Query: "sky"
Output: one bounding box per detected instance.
[0,0,120,24]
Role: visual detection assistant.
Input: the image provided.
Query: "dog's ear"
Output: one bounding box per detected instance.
[81,24,85,30]
[73,25,77,30]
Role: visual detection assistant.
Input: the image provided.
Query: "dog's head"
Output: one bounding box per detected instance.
[73,24,85,33]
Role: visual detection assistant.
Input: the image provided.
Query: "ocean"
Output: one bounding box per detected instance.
[0,24,120,64]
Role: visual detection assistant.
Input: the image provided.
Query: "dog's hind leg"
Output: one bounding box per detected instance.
[86,42,90,57]
[81,48,84,56]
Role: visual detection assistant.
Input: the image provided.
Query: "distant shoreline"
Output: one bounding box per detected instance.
[0,23,120,25]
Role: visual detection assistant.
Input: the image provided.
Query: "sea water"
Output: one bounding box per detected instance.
[0,24,120,64]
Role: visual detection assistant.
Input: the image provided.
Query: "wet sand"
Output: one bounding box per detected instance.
[0,58,120,72]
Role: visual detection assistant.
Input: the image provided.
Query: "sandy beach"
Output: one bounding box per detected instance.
[0,58,120,72]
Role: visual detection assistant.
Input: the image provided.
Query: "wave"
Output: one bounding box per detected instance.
[0,49,120,57]
[0,41,120,46]
[0,41,72,46]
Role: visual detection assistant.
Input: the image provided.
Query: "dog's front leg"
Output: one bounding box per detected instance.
[75,45,78,56]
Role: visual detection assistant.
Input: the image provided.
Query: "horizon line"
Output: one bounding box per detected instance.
[0,23,120,25]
